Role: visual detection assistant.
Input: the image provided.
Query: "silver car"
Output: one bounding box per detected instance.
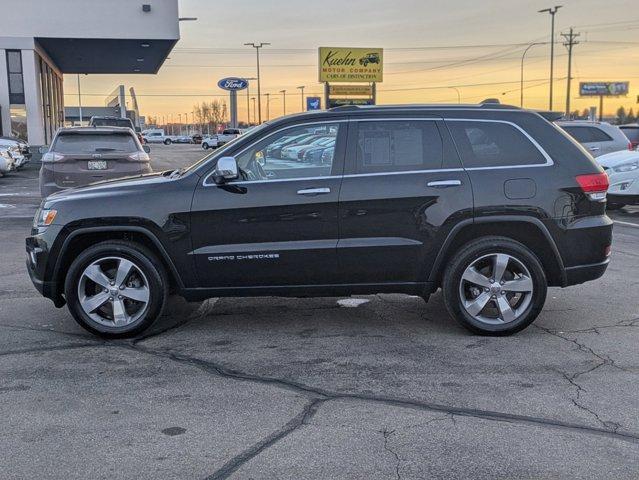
[557,121,631,157]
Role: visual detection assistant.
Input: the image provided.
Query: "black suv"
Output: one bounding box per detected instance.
[26,104,612,337]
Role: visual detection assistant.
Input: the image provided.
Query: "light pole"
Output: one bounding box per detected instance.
[539,5,562,110]
[280,89,287,115]
[251,97,256,123]
[244,42,270,123]
[297,86,305,111]
[520,42,545,107]
[77,74,83,125]
[244,77,257,126]
[448,87,461,104]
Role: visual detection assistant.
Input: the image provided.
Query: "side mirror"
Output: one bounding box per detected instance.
[212,156,239,184]
[143,145,151,154]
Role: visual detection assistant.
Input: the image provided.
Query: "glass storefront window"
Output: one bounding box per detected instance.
[10,105,28,141]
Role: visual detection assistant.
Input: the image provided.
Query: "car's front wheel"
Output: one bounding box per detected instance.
[202,142,209,150]
[64,241,168,338]
[164,139,172,145]
[442,236,547,336]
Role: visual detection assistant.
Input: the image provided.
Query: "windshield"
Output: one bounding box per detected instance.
[91,118,133,129]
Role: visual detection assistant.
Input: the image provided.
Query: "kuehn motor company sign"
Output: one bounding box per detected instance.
[319,47,383,83]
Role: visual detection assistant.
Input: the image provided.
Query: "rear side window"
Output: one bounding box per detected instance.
[562,126,612,143]
[448,121,547,168]
[53,134,137,154]
[355,120,443,173]
[620,127,639,143]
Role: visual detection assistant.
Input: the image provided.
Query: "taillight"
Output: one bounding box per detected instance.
[41,152,64,162]
[128,151,150,161]
[576,172,609,201]
[628,142,634,151]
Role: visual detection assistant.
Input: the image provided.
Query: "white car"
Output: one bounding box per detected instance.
[281,137,335,161]
[201,135,219,150]
[0,148,16,175]
[557,121,631,157]
[0,138,29,169]
[597,150,639,209]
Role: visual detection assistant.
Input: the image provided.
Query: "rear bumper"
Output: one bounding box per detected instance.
[564,258,610,286]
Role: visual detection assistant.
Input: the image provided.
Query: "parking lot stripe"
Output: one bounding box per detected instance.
[614,220,639,228]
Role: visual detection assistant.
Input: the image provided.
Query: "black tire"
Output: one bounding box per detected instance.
[164,139,172,145]
[202,142,209,150]
[442,236,547,336]
[64,240,169,338]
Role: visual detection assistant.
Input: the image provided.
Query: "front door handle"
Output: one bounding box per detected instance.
[588,146,600,151]
[427,180,462,188]
[297,187,331,196]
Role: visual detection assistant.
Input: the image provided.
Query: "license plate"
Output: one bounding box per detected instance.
[88,160,107,170]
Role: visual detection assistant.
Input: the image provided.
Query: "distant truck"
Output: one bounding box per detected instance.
[216,128,243,146]
[141,129,192,145]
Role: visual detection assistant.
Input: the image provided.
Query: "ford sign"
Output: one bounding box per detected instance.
[218,77,249,91]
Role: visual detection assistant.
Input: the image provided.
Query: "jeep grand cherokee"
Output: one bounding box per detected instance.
[26,104,612,337]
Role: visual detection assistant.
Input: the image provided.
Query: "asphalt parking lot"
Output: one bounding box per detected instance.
[1,145,638,479]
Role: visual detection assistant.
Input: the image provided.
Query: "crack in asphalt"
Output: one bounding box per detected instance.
[380,428,402,480]
[0,342,98,357]
[535,325,625,432]
[204,398,326,480]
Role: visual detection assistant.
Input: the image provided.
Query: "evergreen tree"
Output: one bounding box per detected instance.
[616,106,627,125]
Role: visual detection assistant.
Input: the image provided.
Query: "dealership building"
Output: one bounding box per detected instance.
[0,0,180,146]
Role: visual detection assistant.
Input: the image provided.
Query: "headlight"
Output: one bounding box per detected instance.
[613,161,639,173]
[34,208,57,227]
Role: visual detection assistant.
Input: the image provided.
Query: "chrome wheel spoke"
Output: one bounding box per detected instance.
[492,254,510,283]
[114,259,135,287]
[80,291,110,313]
[83,264,111,289]
[121,286,150,303]
[496,296,516,323]
[502,276,533,293]
[464,291,492,316]
[461,267,491,288]
[112,298,130,326]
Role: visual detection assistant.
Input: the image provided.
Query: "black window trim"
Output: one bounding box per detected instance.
[445,118,553,170]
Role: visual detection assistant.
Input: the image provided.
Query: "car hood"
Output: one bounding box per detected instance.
[44,171,175,205]
[597,151,639,168]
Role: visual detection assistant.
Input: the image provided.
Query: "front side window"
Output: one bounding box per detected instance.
[448,121,547,168]
[232,122,341,181]
[355,120,443,173]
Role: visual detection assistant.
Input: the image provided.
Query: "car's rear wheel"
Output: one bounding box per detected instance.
[442,236,547,335]
[164,139,172,145]
[64,241,168,338]
[202,142,209,150]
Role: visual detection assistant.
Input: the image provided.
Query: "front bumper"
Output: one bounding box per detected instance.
[26,225,66,307]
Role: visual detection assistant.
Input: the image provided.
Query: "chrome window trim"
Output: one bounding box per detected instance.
[203,119,347,187]
[202,115,554,186]
[445,118,554,169]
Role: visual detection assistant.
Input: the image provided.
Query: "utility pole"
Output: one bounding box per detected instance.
[244,77,257,126]
[251,97,256,123]
[77,74,83,125]
[539,5,562,110]
[265,93,271,121]
[244,43,270,123]
[297,86,305,111]
[562,28,580,118]
[280,89,287,115]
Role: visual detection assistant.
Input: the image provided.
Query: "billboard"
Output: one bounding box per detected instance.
[329,85,373,96]
[579,82,629,97]
[319,47,383,83]
[328,98,374,108]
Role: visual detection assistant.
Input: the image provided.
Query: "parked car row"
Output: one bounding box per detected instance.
[0,136,31,175]
[201,128,244,150]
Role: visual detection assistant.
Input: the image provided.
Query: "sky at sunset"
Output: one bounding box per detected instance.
[64,0,639,123]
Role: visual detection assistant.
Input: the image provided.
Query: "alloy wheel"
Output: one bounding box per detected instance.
[459,253,534,325]
[77,256,150,327]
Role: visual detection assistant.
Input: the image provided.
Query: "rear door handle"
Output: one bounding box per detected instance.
[588,146,600,151]
[297,187,331,195]
[427,180,462,188]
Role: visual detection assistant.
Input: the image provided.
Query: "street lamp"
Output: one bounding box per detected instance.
[280,89,287,115]
[244,77,257,125]
[244,42,270,123]
[251,97,256,124]
[520,42,546,107]
[448,87,461,104]
[297,86,305,111]
[539,5,562,110]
